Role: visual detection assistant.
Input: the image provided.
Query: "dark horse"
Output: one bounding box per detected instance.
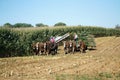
[45,41,58,55]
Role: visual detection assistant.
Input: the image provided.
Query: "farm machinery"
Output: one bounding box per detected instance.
[54,32,96,50]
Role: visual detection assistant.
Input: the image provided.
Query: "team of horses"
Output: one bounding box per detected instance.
[63,40,87,54]
[32,40,87,56]
[32,41,58,55]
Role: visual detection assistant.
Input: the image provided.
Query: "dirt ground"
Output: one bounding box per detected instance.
[0,36,120,80]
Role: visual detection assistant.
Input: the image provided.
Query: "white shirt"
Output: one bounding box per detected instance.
[74,34,78,39]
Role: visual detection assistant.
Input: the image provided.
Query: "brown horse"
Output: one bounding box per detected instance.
[69,40,87,53]
[63,41,70,54]
[63,40,75,54]
[45,41,58,55]
[72,41,77,53]
[32,42,47,55]
[78,41,87,53]
[38,42,47,55]
[31,42,40,55]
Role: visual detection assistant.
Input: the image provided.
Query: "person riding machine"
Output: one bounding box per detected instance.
[74,33,79,47]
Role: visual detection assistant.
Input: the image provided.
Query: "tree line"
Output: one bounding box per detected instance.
[2,22,66,28]
[1,22,120,29]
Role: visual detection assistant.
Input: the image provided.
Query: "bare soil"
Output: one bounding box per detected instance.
[0,36,120,80]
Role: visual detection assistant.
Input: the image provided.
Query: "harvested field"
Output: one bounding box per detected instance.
[0,36,120,80]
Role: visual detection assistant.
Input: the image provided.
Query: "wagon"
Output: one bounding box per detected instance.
[78,31,96,50]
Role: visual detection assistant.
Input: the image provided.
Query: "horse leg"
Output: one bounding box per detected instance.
[37,51,39,55]
[45,49,48,56]
[80,48,82,53]
[55,49,57,54]
[44,50,46,55]
[83,49,86,53]
[48,50,50,55]
[35,51,37,55]
[67,48,69,54]
[64,47,67,54]
[72,47,75,54]
[39,51,41,55]
[53,50,55,55]
[64,49,67,54]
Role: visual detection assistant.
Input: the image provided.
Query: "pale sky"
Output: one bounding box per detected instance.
[0,0,120,27]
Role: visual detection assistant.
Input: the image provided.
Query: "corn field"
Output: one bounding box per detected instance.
[0,26,120,57]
